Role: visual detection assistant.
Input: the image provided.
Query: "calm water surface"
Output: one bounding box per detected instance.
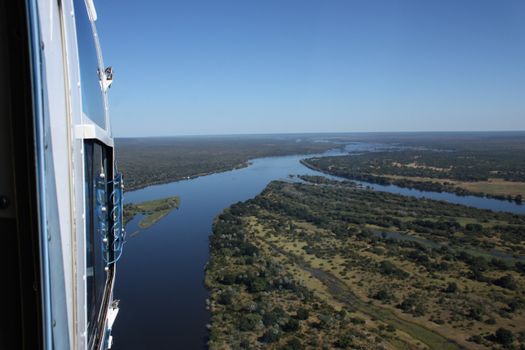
[112,143,524,349]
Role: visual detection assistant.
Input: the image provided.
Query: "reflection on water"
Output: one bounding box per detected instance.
[113,143,524,350]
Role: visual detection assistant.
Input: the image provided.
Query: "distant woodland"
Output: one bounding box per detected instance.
[303,133,525,202]
[116,135,336,191]
[116,132,525,195]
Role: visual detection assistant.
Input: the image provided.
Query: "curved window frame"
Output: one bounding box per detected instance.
[74,0,108,130]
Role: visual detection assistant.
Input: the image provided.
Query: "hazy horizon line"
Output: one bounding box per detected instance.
[115,129,525,139]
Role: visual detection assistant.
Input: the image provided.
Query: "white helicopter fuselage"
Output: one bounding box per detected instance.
[0,0,122,349]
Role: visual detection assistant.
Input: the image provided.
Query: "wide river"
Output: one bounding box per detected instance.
[112,143,524,349]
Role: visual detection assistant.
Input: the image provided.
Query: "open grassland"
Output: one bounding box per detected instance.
[123,196,180,229]
[461,180,525,198]
[206,179,525,349]
[379,175,525,198]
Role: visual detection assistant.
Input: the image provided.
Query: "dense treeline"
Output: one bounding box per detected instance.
[305,132,525,201]
[307,148,525,182]
[116,135,336,191]
[328,131,525,155]
[207,179,525,349]
[117,132,525,195]
[303,144,525,202]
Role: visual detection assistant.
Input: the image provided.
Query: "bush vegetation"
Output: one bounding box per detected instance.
[206,177,525,349]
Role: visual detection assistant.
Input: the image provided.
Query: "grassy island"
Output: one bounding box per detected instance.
[206,179,525,349]
[124,196,180,229]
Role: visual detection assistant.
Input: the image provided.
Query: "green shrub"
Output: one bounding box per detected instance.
[282,318,300,332]
[238,314,261,331]
[279,337,304,350]
[335,332,356,348]
[379,260,409,279]
[444,282,458,293]
[398,294,426,316]
[493,275,517,290]
[494,328,514,346]
[371,289,394,303]
[467,306,483,321]
[263,307,286,326]
[349,317,365,325]
[218,290,234,305]
[259,328,280,343]
[295,308,309,320]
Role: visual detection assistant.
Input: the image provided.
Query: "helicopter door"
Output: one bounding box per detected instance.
[84,140,113,348]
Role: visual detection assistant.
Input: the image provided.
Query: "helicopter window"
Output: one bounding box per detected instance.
[74,0,106,128]
[84,141,111,342]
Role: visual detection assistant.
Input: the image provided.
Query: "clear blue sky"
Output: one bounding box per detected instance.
[94,0,525,137]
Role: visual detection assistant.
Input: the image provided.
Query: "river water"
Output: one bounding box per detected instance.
[112,143,524,349]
